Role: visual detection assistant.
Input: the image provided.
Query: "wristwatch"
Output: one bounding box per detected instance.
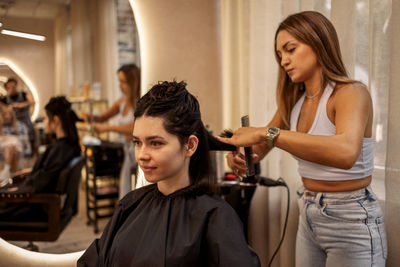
[266,127,280,148]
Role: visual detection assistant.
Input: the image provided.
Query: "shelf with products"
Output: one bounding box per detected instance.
[69,97,124,233]
[69,97,109,140]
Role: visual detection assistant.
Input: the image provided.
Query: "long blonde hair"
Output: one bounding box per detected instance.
[274,11,356,128]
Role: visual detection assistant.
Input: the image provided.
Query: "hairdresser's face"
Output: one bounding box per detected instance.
[276,30,320,83]
[118,71,130,95]
[133,116,191,187]
[5,81,17,95]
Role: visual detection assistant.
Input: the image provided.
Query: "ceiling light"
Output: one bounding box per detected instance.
[1,29,46,41]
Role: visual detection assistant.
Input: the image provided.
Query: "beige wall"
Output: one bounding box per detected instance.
[131,0,223,133]
[54,0,119,104]
[0,16,55,118]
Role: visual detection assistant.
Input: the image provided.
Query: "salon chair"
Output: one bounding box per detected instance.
[0,156,85,251]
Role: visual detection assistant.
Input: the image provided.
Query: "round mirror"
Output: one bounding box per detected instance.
[0,238,83,267]
[0,0,139,264]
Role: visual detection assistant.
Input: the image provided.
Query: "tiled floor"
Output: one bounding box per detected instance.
[8,182,110,254]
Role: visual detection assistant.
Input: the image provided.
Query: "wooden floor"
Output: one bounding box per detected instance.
[9,182,110,254]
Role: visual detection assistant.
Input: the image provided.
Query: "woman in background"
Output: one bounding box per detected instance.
[85,64,140,199]
[78,81,260,267]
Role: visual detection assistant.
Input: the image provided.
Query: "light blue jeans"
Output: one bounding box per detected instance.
[296,186,387,267]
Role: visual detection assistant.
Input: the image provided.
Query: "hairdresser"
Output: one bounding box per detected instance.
[84,64,140,199]
[220,11,386,267]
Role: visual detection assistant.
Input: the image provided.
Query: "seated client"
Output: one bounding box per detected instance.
[0,96,81,220]
[0,106,26,184]
[78,81,260,267]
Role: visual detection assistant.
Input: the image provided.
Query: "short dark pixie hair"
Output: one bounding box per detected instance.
[134,81,214,193]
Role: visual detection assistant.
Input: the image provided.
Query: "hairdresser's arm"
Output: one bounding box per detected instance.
[12,168,32,179]
[225,111,284,176]
[86,98,123,122]
[222,84,371,170]
[276,84,370,169]
[93,123,134,136]
[11,93,35,109]
[252,111,284,159]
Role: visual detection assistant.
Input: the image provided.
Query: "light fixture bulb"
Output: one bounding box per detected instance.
[1,29,46,41]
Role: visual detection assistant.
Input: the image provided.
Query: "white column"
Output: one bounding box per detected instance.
[70,0,94,89]
[130,0,223,133]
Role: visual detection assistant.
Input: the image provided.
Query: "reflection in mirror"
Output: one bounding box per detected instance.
[0,58,40,121]
[0,0,140,261]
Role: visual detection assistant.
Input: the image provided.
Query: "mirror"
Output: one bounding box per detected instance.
[0,238,83,267]
[0,0,140,260]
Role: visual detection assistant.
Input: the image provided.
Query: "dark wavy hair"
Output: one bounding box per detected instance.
[134,81,215,193]
[45,96,80,144]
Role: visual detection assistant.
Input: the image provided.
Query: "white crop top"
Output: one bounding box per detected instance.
[289,81,374,181]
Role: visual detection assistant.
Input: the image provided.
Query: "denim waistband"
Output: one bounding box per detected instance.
[297,185,375,204]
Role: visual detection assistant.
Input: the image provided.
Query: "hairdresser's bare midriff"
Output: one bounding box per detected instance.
[302,176,371,192]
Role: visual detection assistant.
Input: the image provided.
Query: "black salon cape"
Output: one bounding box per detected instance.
[28,137,81,193]
[0,137,81,220]
[78,184,260,267]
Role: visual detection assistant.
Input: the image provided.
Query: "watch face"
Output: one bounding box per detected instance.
[268,127,279,135]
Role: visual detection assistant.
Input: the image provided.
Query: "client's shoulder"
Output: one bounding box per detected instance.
[191,190,236,214]
[119,184,157,208]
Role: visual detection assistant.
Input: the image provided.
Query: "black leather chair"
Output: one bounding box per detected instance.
[0,156,85,249]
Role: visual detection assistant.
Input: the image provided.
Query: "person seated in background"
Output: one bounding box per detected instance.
[1,77,37,157]
[0,96,81,220]
[78,81,260,267]
[0,106,26,185]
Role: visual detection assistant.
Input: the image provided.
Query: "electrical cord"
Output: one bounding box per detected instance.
[265,177,290,267]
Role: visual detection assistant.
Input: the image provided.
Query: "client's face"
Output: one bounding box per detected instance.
[133,116,189,185]
[44,112,55,134]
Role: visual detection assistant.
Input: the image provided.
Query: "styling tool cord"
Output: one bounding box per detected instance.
[237,115,290,266]
[267,178,290,267]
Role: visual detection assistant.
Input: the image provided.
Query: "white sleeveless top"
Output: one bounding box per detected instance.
[289,81,374,181]
[117,100,134,143]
